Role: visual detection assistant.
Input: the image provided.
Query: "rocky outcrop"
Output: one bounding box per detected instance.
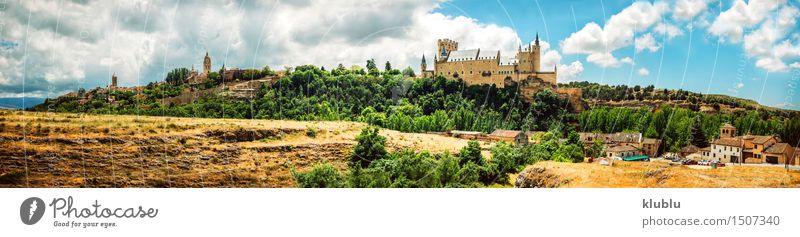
[514,167,569,188]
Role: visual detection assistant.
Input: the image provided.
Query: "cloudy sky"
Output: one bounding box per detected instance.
[1,0,799,109]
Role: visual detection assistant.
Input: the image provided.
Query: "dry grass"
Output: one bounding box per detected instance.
[0,110,481,188]
[521,160,800,188]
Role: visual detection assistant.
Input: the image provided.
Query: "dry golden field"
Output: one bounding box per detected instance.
[515,160,800,188]
[0,110,485,187]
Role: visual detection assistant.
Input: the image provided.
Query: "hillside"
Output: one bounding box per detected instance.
[560,81,798,115]
[0,110,485,188]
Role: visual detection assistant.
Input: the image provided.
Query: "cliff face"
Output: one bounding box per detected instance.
[515,77,587,113]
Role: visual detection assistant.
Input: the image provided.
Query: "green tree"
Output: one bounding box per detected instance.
[350,126,387,168]
[385,61,392,71]
[402,66,415,77]
[781,116,800,146]
[459,140,484,166]
[690,116,709,147]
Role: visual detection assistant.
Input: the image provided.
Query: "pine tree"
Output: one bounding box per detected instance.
[690,116,709,147]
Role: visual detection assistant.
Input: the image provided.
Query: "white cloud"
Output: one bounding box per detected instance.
[743,5,800,72]
[638,67,650,76]
[586,52,621,67]
[635,33,660,52]
[709,0,786,42]
[620,57,634,65]
[736,82,744,88]
[561,2,669,68]
[790,62,800,68]
[557,61,584,82]
[539,41,562,71]
[653,22,684,40]
[0,0,533,97]
[674,0,711,21]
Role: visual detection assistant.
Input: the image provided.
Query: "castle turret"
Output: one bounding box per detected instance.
[532,33,541,72]
[436,39,458,62]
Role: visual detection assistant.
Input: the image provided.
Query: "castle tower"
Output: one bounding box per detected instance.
[720,123,737,138]
[420,54,427,72]
[515,33,542,74]
[436,39,458,62]
[110,73,118,88]
[532,33,541,72]
[203,52,211,74]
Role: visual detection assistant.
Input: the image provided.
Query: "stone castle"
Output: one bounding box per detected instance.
[419,36,584,111]
[419,34,557,88]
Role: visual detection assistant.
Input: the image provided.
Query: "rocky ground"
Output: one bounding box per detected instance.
[0,110,480,188]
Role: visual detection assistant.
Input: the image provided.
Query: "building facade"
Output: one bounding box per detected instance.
[710,138,743,163]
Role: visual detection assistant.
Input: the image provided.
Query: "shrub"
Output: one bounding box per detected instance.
[350,127,387,168]
[458,140,484,166]
[293,163,345,188]
[306,126,317,138]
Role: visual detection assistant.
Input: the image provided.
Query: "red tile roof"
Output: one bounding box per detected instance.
[490,129,523,138]
[764,143,791,154]
[712,138,742,147]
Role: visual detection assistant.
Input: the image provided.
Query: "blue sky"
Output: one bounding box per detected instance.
[438,0,800,109]
[1,0,798,110]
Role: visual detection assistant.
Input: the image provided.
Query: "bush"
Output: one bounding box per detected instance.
[350,127,387,168]
[306,126,318,138]
[293,164,345,188]
[459,140,484,166]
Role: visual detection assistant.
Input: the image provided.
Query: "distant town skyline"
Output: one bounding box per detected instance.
[0,0,798,109]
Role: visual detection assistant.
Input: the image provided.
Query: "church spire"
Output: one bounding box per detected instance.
[535,33,540,46]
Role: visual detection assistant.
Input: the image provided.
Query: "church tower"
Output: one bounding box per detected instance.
[421,54,427,72]
[110,73,118,88]
[720,123,737,138]
[203,52,211,74]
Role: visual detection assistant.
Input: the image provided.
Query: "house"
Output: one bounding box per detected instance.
[680,144,700,158]
[641,138,661,157]
[605,145,641,159]
[489,129,528,146]
[699,146,711,160]
[763,143,795,164]
[793,148,800,166]
[744,135,779,163]
[710,137,743,163]
[578,132,660,157]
